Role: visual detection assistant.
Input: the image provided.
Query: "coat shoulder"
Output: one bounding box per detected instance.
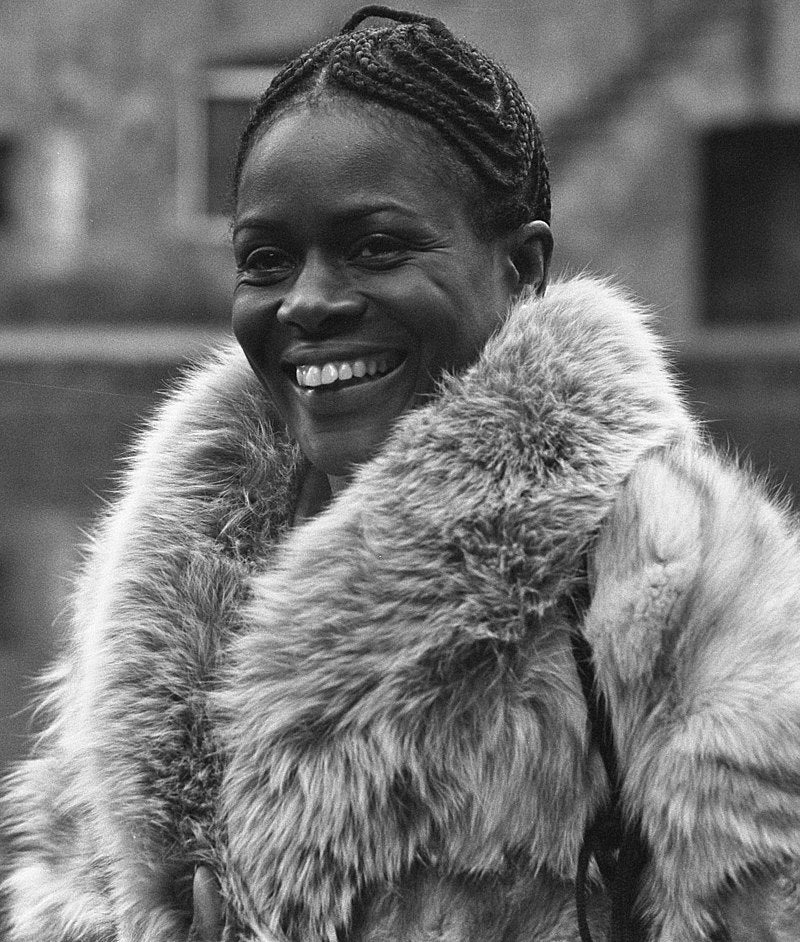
[588,439,800,687]
[587,442,800,938]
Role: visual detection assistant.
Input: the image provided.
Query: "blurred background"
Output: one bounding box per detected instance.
[1,0,799,854]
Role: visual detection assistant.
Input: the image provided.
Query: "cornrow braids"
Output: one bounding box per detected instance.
[233,6,551,233]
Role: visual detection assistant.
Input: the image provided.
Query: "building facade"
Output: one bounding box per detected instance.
[1,0,799,795]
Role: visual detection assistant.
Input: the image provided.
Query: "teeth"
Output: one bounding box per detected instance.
[320,363,338,385]
[295,356,398,388]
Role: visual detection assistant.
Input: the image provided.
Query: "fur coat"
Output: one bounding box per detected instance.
[4,277,800,942]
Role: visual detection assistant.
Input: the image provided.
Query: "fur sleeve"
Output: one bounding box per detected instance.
[2,664,117,942]
[585,442,800,941]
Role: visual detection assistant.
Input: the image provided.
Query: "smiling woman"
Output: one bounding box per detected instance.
[4,6,800,942]
[231,100,549,480]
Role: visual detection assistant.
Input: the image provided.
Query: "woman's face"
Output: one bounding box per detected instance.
[232,101,550,478]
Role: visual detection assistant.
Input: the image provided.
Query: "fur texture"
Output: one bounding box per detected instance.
[3,277,800,942]
[587,445,800,940]
[3,346,304,942]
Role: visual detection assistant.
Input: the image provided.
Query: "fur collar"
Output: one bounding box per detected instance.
[214,277,695,940]
[10,277,800,942]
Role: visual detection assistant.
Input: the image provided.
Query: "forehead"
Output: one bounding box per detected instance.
[236,101,472,223]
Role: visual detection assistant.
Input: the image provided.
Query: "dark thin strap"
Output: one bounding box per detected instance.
[569,570,650,942]
[611,823,651,941]
[340,6,448,35]
[570,626,620,791]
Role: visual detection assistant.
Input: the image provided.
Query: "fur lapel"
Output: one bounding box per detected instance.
[2,342,305,942]
[216,277,694,940]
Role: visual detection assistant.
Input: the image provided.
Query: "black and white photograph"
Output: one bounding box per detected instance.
[2,2,800,939]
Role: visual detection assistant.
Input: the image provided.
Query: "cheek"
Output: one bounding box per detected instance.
[456,269,513,357]
[231,293,293,410]
[231,291,259,349]
[414,250,509,370]
[232,291,276,362]
[430,294,506,373]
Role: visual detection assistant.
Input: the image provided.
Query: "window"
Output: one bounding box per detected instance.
[176,59,282,235]
[0,136,16,227]
[203,64,279,217]
[702,121,800,326]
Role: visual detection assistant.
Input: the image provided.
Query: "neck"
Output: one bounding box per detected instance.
[292,468,351,526]
[327,474,351,497]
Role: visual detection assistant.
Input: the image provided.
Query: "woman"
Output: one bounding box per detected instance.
[4,7,800,942]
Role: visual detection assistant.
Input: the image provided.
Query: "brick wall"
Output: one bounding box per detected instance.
[680,348,800,498]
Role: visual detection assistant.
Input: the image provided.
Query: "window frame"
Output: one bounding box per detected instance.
[174,61,280,242]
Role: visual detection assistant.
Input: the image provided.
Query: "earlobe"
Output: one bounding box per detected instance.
[508,221,553,296]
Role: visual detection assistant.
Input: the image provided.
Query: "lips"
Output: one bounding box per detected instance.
[274,347,413,420]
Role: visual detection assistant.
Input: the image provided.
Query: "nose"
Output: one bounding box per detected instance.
[277,252,364,335]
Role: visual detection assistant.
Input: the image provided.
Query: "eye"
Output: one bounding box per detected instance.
[350,234,408,267]
[238,246,295,284]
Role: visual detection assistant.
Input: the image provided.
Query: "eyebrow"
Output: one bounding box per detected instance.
[336,200,418,220]
[232,201,422,237]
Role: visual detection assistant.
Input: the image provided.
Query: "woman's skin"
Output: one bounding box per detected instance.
[191,867,224,940]
[190,98,552,935]
[231,98,552,513]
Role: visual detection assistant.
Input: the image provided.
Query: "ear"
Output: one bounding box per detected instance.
[506,221,553,297]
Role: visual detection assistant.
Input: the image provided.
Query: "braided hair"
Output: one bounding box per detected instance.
[233,5,550,235]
